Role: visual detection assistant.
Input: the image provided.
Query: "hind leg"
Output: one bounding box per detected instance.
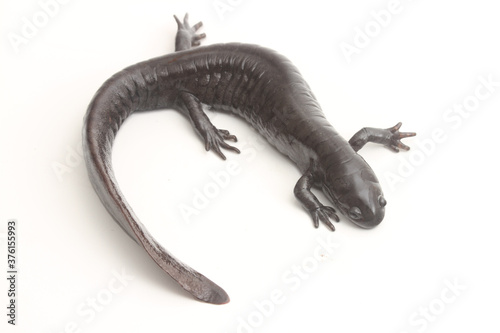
[179,92,240,160]
[174,13,206,51]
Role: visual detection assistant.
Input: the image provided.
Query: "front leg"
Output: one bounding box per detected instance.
[348,122,416,152]
[294,166,339,231]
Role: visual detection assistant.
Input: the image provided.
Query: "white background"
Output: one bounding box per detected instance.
[1,0,500,332]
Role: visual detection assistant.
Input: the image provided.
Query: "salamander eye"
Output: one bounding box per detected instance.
[348,206,363,220]
[379,196,387,207]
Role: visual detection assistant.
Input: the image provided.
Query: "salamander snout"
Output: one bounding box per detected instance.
[347,192,387,228]
[323,167,387,229]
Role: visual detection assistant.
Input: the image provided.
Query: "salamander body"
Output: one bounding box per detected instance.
[83,14,415,304]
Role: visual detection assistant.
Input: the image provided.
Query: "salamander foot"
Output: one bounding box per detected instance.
[349,122,416,152]
[174,13,206,51]
[382,122,416,152]
[310,206,339,231]
[203,127,240,160]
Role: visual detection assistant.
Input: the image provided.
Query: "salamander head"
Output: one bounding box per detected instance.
[323,167,386,228]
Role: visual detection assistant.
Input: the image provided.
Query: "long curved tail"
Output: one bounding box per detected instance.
[82,68,230,304]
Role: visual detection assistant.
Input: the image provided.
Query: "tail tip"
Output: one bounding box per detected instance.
[198,288,230,305]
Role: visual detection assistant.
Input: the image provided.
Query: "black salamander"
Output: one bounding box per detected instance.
[83,14,415,304]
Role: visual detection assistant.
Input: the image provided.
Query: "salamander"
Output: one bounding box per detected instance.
[82,14,415,304]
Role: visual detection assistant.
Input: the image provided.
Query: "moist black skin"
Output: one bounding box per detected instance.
[83,14,415,304]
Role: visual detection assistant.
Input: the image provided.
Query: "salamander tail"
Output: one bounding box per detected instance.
[82,78,229,304]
